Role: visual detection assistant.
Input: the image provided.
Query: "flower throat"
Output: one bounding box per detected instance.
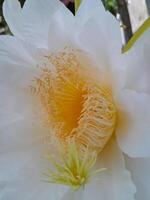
[30,49,117,153]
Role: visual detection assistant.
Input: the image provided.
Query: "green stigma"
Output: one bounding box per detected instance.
[44,143,106,190]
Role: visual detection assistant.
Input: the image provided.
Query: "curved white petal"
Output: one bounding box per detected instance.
[0,36,35,66]
[0,80,69,199]
[76,1,125,98]
[22,0,73,48]
[48,9,75,52]
[76,9,125,96]
[0,43,48,152]
[0,79,68,198]
[3,0,22,37]
[0,182,68,200]
[64,139,136,200]
[116,89,150,157]
[76,0,122,70]
[0,87,45,151]
[125,156,150,200]
[3,0,73,48]
[76,0,104,26]
[0,145,69,200]
[123,28,150,94]
[0,36,40,91]
[0,91,68,200]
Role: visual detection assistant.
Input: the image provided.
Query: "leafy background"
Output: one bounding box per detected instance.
[102,0,118,15]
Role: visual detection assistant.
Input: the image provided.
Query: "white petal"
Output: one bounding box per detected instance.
[64,139,136,200]
[76,2,125,98]
[0,145,68,200]
[0,123,68,200]
[116,89,150,157]
[48,9,74,52]
[0,115,49,152]
[76,18,126,96]
[0,182,68,200]
[0,78,53,153]
[123,28,150,94]
[125,156,150,200]
[76,6,125,96]
[62,188,84,200]
[3,0,73,48]
[22,0,73,48]
[0,87,69,199]
[0,36,45,90]
[0,36,35,66]
[76,0,122,69]
[77,15,109,68]
[76,0,104,25]
[3,0,22,37]
[0,61,69,199]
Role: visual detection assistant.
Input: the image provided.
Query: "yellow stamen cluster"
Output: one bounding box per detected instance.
[30,49,117,153]
[30,48,117,189]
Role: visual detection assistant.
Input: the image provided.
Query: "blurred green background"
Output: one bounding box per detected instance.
[103,0,118,15]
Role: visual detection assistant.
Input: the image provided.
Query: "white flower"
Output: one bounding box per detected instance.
[0,0,150,199]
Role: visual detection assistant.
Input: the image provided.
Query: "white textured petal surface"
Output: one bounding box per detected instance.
[0,36,41,91]
[76,0,126,97]
[22,0,73,48]
[0,145,68,200]
[0,36,35,66]
[76,0,104,26]
[48,9,74,52]
[0,36,69,200]
[0,84,48,153]
[3,0,22,37]
[116,89,150,157]
[125,156,150,200]
[64,139,136,200]
[0,36,47,150]
[0,182,68,200]
[0,78,69,200]
[3,0,73,48]
[76,0,122,69]
[0,71,68,200]
[123,28,150,94]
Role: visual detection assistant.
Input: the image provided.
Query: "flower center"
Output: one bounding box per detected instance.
[30,49,117,153]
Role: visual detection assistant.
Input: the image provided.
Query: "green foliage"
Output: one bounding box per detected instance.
[103,0,118,15]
